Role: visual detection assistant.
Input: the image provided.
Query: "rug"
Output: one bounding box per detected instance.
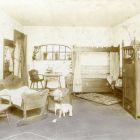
[75,93,121,105]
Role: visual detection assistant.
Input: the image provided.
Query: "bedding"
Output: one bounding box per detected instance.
[106,75,122,88]
[115,78,122,88]
[106,75,113,85]
[0,86,38,107]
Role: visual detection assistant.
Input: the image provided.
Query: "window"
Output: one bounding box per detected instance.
[32,44,72,61]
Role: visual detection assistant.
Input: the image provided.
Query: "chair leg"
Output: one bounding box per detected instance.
[23,110,27,120]
[45,80,47,88]
[40,107,45,115]
[30,82,33,88]
[41,81,44,89]
[6,111,10,126]
[33,83,34,88]
[37,82,38,88]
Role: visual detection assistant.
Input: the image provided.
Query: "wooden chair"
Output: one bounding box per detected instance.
[29,69,44,89]
[0,95,11,124]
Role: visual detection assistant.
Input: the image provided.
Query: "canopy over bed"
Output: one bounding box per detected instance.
[73,46,120,93]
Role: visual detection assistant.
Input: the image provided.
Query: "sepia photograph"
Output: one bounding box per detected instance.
[0,0,140,139]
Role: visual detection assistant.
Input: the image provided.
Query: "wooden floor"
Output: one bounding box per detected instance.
[82,78,112,93]
[0,96,140,140]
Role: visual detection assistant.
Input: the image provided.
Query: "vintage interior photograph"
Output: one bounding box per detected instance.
[0,0,140,139]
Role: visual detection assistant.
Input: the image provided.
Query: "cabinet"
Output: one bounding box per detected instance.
[122,46,140,118]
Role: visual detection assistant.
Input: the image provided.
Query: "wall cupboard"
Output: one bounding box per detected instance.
[122,45,140,118]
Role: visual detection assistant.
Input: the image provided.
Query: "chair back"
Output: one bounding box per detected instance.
[29,69,39,81]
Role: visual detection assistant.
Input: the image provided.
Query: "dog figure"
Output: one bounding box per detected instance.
[54,103,72,118]
[54,103,61,116]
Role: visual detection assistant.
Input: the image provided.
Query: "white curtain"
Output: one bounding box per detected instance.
[5,47,14,72]
[14,40,22,77]
[110,52,120,81]
[73,52,82,92]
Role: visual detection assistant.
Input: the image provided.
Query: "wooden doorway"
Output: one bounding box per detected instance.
[14,30,28,85]
[3,39,15,78]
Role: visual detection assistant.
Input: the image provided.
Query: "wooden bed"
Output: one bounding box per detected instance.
[73,46,120,93]
[0,75,49,120]
[0,87,49,120]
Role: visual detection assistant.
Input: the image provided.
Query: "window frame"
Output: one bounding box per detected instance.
[32,44,72,61]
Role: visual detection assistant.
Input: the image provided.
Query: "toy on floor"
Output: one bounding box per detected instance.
[52,119,57,123]
[55,103,72,118]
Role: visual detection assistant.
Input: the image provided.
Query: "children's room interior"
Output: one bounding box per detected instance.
[1,0,140,140]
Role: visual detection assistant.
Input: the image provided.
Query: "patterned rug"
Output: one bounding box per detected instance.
[75,93,121,105]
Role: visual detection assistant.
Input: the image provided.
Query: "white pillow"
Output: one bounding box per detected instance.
[106,75,113,85]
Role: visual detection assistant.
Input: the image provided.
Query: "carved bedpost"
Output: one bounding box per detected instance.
[133,37,136,48]
[119,40,124,77]
[122,40,124,48]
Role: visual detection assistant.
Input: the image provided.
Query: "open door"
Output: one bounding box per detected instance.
[3,39,15,78]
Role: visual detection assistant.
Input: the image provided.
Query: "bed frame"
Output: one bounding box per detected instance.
[16,90,48,120]
[14,89,48,126]
[73,46,120,93]
[21,91,48,120]
[2,89,49,121]
[0,76,49,121]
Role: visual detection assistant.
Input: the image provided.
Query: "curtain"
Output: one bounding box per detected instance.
[73,52,82,92]
[5,47,14,72]
[14,40,22,77]
[110,52,120,81]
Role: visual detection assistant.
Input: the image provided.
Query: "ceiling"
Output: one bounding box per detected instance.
[0,0,140,26]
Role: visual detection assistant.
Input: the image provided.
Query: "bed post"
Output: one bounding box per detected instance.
[133,37,136,48]
[122,40,124,48]
[23,109,27,120]
[119,41,124,78]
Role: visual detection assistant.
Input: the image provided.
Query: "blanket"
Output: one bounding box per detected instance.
[0,86,37,107]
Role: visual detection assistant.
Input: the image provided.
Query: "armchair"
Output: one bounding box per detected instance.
[29,69,44,89]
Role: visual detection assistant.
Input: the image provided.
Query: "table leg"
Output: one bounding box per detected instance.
[59,76,61,88]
